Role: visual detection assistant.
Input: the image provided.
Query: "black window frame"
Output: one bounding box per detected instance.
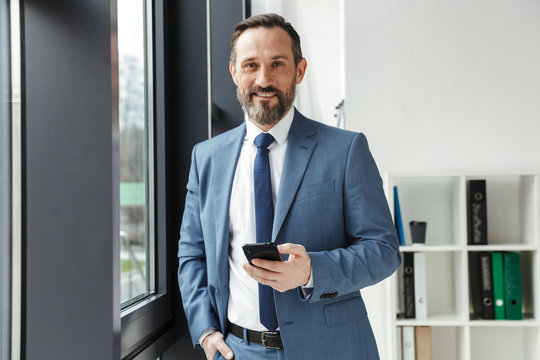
[21,0,178,358]
[118,0,175,358]
[19,0,232,358]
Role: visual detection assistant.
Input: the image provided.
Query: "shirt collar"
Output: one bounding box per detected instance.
[244,107,295,146]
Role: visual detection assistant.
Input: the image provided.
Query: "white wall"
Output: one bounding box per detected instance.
[345,2,540,358]
[345,0,540,174]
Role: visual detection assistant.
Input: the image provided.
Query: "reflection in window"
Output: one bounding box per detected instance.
[118,0,154,306]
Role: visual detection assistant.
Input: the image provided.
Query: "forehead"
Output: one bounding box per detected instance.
[234,26,293,62]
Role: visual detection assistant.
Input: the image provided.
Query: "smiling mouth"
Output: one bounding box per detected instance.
[253,92,276,98]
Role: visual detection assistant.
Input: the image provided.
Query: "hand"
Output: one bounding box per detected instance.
[242,243,312,292]
[201,331,234,360]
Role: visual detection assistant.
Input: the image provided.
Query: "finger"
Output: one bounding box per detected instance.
[202,333,221,359]
[243,263,278,280]
[251,272,278,285]
[202,332,221,350]
[205,349,217,360]
[242,263,279,286]
[250,258,283,271]
[248,272,283,291]
[216,340,234,360]
[277,243,307,257]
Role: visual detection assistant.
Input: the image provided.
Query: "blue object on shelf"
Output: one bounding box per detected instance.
[394,186,406,246]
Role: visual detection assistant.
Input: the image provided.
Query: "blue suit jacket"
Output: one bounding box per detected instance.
[178,110,401,359]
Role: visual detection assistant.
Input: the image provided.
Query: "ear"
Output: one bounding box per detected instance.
[295,58,307,85]
[229,62,238,86]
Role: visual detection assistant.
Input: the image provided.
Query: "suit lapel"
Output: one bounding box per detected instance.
[272,111,317,241]
[212,124,245,284]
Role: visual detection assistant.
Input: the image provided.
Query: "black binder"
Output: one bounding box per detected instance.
[467,180,488,245]
[403,252,415,318]
[479,252,495,319]
[469,253,483,319]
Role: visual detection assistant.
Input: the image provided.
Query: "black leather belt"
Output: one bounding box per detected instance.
[227,321,283,350]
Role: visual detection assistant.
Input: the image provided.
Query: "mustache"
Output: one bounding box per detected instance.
[249,86,281,95]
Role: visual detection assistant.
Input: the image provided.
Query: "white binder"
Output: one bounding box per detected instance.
[414,252,428,319]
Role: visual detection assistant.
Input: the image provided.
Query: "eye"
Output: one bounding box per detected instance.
[244,63,256,69]
[273,61,284,67]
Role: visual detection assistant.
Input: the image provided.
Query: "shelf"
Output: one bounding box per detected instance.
[470,327,539,360]
[395,252,466,321]
[400,245,463,252]
[431,327,464,360]
[466,244,538,252]
[396,314,465,327]
[384,172,540,360]
[398,318,540,327]
[397,325,466,360]
[391,176,463,246]
[399,244,539,252]
[468,318,539,327]
[470,175,538,247]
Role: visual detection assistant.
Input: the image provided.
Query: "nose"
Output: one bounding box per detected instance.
[255,65,273,89]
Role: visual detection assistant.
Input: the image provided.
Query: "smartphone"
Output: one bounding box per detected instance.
[242,242,282,266]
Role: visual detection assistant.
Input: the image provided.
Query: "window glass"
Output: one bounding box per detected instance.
[0,0,11,356]
[118,0,154,306]
[2,0,21,357]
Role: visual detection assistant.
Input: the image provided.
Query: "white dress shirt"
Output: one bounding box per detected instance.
[227,108,294,331]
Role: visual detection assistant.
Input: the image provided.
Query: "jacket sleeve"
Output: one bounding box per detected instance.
[307,133,401,302]
[177,145,219,346]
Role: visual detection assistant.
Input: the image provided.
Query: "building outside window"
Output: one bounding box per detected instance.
[118,1,175,357]
[118,0,155,306]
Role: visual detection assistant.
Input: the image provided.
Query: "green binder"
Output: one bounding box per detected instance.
[492,252,505,320]
[503,252,523,320]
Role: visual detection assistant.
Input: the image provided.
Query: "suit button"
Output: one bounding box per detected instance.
[329,292,338,298]
[320,294,328,299]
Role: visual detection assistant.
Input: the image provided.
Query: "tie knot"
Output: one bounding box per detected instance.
[254,133,275,149]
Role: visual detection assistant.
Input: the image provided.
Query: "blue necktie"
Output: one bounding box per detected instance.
[253,132,278,331]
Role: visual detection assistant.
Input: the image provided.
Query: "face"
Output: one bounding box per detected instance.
[230,27,307,129]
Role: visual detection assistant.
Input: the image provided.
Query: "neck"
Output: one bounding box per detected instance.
[249,119,279,132]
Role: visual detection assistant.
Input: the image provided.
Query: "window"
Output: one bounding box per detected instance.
[118,0,155,306]
[1,0,21,358]
[0,0,11,357]
[117,1,173,358]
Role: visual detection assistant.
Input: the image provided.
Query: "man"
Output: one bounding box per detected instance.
[178,13,401,360]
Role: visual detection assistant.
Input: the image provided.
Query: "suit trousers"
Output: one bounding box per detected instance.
[214,332,287,360]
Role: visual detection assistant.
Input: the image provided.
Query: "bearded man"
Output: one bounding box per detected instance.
[178,13,401,360]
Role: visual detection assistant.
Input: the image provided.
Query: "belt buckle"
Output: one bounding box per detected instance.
[261,331,281,350]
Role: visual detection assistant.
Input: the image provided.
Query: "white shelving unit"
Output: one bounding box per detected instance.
[382,172,540,360]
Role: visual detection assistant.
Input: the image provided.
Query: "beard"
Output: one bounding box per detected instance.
[236,79,296,127]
